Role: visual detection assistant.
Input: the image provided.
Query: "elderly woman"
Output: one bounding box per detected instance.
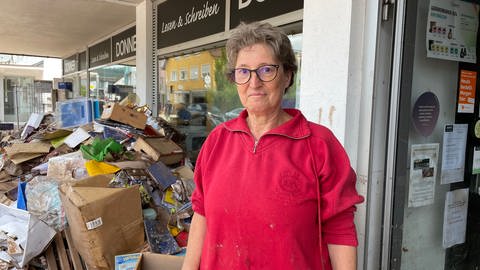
[182,21,363,270]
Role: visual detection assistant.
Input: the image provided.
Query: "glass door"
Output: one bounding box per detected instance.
[388,0,480,269]
[4,76,35,125]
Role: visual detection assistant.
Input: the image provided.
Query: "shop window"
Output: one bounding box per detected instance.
[158,33,302,166]
[89,64,136,102]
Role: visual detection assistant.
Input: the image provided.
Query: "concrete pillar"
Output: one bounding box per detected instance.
[300,1,381,269]
[136,1,153,108]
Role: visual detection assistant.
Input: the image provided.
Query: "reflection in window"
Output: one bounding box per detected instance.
[157,33,302,165]
[89,64,136,102]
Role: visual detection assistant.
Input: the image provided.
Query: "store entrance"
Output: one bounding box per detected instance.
[389,0,480,269]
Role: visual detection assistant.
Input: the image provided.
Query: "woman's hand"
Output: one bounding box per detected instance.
[181,213,207,270]
[328,244,357,270]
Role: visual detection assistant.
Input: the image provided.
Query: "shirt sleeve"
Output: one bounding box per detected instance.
[191,143,207,216]
[316,132,364,246]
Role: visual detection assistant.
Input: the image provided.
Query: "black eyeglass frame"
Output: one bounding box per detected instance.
[229,64,280,85]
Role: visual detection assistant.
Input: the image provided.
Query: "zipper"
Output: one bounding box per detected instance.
[253,139,259,153]
[222,123,310,154]
[252,133,309,153]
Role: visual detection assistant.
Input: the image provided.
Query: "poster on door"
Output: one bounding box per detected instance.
[408,144,439,207]
[426,0,479,63]
[457,70,477,113]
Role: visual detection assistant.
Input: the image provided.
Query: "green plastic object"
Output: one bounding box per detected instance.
[80,138,123,161]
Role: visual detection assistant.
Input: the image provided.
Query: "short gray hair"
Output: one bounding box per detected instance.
[226,21,298,91]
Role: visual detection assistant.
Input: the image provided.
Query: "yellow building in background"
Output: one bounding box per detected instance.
[165,50,218,105]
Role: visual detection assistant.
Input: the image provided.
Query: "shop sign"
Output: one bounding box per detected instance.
[63,54,77,75]
[78,51,87,71]
[112,26,136,62]
[230,0,303,29]
[157,0,225,49]
[89,39,111,68]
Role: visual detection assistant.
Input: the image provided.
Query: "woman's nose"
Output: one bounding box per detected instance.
[249,71,262,86]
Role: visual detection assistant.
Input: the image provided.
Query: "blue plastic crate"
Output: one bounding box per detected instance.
[56,99,93,128]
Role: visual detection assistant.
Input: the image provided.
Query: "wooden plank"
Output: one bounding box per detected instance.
[45,245,58,270]
[64,228,84,270]
[55,233,71,270]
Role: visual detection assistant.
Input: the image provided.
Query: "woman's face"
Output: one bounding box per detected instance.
[235,43,291,116]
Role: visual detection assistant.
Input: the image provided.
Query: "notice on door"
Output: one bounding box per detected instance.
[443,188,468,248]
[441,124,468,184]
[408,144,439,208]
[457,70,477,113]
[426,0,479,63]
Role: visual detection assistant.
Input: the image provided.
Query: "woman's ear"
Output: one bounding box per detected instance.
[284,70,293,89]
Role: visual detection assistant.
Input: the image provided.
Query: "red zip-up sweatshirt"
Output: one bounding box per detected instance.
[191,109,364,270]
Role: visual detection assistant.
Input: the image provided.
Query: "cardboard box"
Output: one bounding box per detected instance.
[134,137,184,165]
[101,103,147,130]
[59,174,145,270]
[135,253,184,270]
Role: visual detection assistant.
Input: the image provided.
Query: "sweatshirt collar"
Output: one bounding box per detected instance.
[222,108,311,139]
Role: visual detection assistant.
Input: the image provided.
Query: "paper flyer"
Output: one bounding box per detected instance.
[426,0,479,63]
[443,188,469,248]
[408,144,439,207]
[441,124,468,184]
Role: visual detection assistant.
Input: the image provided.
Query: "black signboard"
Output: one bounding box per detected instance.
[157,0,225,49]
[63,54,77,75]
[79,51,87,71]
[230,0,303,29]
[89,39,111,68]
[112,26,136,62]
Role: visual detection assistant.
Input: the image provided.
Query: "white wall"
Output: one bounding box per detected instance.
[299,0,352,142]
[300,1,380,269]
[42,58,62,80]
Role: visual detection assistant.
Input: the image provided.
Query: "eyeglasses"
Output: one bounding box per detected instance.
[230,64,280,85]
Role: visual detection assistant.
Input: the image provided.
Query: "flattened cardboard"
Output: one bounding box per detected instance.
[135,253,184,270]
[59,174,145,270]
[3,141,51,164]
[4,142,51,157]
[34,129,72,140]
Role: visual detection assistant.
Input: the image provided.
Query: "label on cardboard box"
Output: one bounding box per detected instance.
[86,217,103,230]
[115,253,141,270]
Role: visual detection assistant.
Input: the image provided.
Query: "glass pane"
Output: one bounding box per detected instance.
[391,1,480,269]
[4,77,35,123]
[89,64,136,102]
[158,33,302,166]
[80,72,88,97]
